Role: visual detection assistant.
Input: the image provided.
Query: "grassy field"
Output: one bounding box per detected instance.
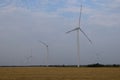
[0,67,120,80]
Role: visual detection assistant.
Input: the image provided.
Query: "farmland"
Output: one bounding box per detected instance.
[0,67,120,80]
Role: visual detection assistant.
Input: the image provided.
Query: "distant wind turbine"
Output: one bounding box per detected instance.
[66,3,92,67]
[26,48,32,65]
[38,40,49,67]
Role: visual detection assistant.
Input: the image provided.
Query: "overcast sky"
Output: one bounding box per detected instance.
[0,0,120,66]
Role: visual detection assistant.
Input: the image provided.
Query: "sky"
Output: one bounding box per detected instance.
[0,0,120,66]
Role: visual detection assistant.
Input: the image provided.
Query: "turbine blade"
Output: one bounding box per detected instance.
[80,28,92,44]
[79,4,82,27]
[66,27,80,33]
[38,40,48,47]
[66,29,77,33]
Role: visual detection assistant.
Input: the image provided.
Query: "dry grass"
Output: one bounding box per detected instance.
[0,67,120,80]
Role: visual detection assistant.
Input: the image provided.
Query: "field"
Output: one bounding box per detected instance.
[0,67,120,80]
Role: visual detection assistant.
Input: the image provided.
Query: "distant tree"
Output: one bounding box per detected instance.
[87,63,104,67]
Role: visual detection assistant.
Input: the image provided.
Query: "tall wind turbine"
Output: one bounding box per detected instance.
[66,3,92,67]
[39,40,49,67]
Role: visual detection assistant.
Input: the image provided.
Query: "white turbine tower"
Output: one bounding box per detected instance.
[66,3,92,67]
[39,40,49,67]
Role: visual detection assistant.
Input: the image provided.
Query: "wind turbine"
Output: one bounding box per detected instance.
[38,40,49,67]
[66,3,92,67]
[25,48,32,65]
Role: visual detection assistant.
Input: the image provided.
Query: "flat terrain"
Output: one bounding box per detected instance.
[0,67,120,80]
